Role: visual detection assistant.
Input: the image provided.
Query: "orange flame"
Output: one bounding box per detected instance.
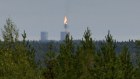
[64,16,68,24]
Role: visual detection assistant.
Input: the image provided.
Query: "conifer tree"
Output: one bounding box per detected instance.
[57,34,75,79]
[2,18,19,42]
[117,45,135,79]
[134,40,140,79]
[44,42,58,79]
[0,18,43,79]
[76,28,95,79]
[98,30,117,79]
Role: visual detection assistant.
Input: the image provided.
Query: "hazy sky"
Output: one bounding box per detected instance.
[0,0,140,41]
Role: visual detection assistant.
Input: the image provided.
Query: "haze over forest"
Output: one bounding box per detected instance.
[1,1,140,78]
[0,0,140,41]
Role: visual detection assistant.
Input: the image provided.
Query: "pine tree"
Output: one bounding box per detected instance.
[134,40,140,79]
[0,18,43,79]
[57,34,75,79]
[76,28,96,79]
[2,18,19,42]
[117,45,135,79]
[44,42,58,79]
[98,30,117,79]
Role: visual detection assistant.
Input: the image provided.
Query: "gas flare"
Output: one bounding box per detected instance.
[64,16,68,24]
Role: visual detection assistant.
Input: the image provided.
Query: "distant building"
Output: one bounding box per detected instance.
[60,16,70,41]
[60,32,68,41]
[41,32,48,41]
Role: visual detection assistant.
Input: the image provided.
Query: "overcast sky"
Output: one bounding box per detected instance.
[0,0,140,41]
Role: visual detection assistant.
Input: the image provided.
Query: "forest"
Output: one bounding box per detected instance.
[0,18,140,79]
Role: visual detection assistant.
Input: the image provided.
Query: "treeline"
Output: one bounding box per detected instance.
[0,18,140,79]
[43,29,140,79]
[30,39,136,64]
[0,19,44,79]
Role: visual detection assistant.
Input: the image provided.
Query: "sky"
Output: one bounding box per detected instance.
[0,0,140,41]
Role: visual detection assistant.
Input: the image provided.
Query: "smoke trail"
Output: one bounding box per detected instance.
[64,0,69,16]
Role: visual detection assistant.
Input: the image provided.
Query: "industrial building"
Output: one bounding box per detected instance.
[61,32,68,40]
[40,32,48,41]
[40,16,69,41]
[60,16,69,41]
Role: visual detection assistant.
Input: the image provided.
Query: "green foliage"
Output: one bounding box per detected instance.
[57,34,76,79]
[134,40,140,79]
[0,18,44,79]
[2,18,19,42]
[0,19,139,79]
[77,28,95,79]
[117,46,135,79]
[44,42,58,79]
[22,30,27,42]
[95,30,117,79]
[43,28,137,79]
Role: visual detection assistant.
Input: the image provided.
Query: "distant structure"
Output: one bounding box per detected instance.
[60,16,69,41]
[64,16,68,33]
[41,32,48,41]
[61,32,67,40]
